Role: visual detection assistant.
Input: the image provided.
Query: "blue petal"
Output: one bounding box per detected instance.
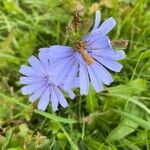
[38,53,51,75]
[114,50,125,60]
[62,77,79,89]
[38,86,50,111]
[29,85,46,102]
[39,46,74,61]
[50,55,76,85]
[63,62,78,91]
[75,52,86,65]
[92,61,113,85]
[20,77,43,84]
[67,90,75,99]
[95,17,116,35]
[50,87,59,111]
[87,63,103,92]
[21,82,45,95]
[91,10,101,32]
[19,65,42,77]
[28,56,46,74]
[91,49,125,60]
[48,58,65,70]
[93,55,123,72]
[85,36,109,50]
[55,87,68,108]
[75,53,90,94]
[79,62,89,95]
[71,77,79,88]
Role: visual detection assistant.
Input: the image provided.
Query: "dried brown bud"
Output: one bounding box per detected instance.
[83,115,93,125]
[72,11,80,31]
[66,24,74,33]
[32,101,38,111]
[112,39,128,49]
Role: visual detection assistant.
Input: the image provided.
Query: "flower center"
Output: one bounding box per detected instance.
[44,75,53,86]
[74,41,94,65]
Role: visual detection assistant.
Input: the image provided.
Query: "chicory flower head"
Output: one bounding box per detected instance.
[40,10,125,95]
[19,53,75,111]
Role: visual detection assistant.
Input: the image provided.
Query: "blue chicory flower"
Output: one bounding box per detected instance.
[39,11,125,95]
[19,52,76,111]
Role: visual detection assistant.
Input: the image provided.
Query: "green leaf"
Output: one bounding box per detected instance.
[34,110,77,124]
[0,53,20,64]
[141,50,150,59]
[18,124,29,137]
[120,138,141,150]
[86,85,98,112]
[84,137,107,149]
[107,104,140,141]
[129,78,147,93]
[0,93,77,124]
[59,124,78,150]
[2,129,13,149]
[107,94,150,115]
[7,148,23,150]
[107,78,147,95]
[113,109,150,130]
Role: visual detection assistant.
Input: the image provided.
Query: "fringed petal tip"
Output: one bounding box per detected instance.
[39,47,50,53]
[119,50,126,59]
[80,90,88,96]
[21,87,27,95]
[92,10,101,31]
[19,65,26,74]
[67,91,76,99]
[97,17,116,35]
[28,55,34,62]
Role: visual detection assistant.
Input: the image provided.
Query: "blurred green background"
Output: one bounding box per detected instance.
[0,0,150,149]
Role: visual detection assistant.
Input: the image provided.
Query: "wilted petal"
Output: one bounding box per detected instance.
[38,86,50,111]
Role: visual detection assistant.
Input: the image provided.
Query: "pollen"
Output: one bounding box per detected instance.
[74,41,94,65]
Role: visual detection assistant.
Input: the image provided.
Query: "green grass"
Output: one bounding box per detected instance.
[0,0,150,149]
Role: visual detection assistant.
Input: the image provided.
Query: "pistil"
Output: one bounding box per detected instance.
[74,41,94,65]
